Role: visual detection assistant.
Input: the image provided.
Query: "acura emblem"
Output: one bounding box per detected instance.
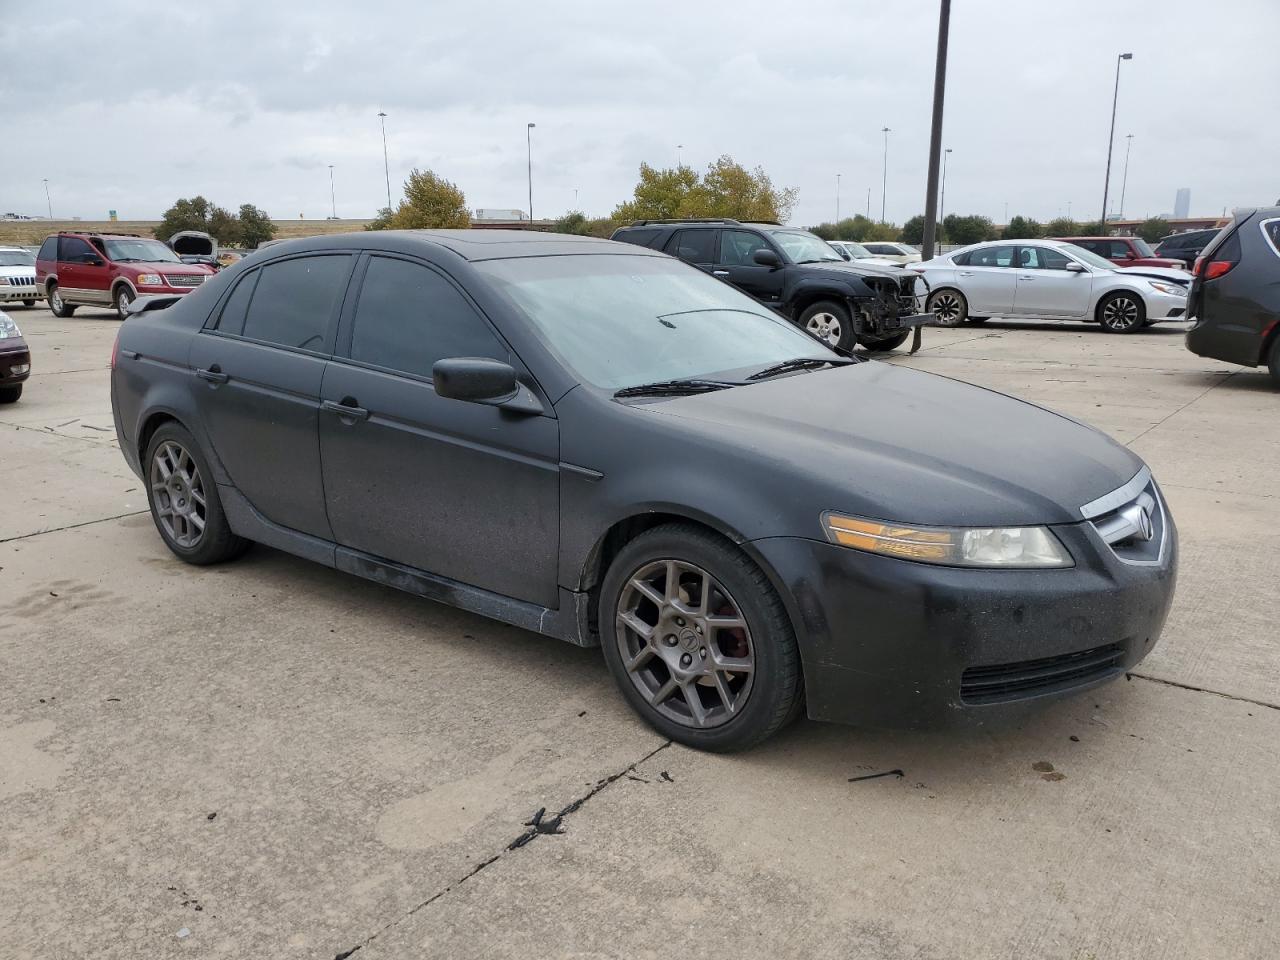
[1137,507,1154,542]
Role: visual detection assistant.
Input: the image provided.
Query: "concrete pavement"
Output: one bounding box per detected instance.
[1,304,1276,959]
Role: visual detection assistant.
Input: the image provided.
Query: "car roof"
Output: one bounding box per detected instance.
[255,229,665,263]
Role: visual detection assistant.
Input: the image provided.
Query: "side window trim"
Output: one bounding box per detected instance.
[203,267,262,332]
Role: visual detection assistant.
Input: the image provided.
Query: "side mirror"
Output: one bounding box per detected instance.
[84,255,104,266]
[752,248,781,268]
[1065,262,1087,273]
[433,357,543,415]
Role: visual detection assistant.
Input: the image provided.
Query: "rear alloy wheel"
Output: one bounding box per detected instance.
[600,524,802,751]
[48,284,76,318]
[1098,291,1146,333]
[798,300,855,351]
[1267,337,1280,390]
[145,423,249,565]
[927,289,968,327]
[114,285,134,320]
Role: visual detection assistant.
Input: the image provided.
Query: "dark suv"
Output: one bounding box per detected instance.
[610,219,928,351]
[1155,228,1222,269]
[1185,208,1280,387]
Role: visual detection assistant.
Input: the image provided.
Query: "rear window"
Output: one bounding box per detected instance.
[214,270,259,336]
[615,228,662,249]
[1261,219,1280,258]
[240,255,352,353]
[37,237,57,261]
[665,229,717,264]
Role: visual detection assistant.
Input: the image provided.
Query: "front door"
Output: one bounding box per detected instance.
[715,229,785,304]
[187,252,355,539]
[957,244,1017,314]
[319,253,560,608]
[57,236,110,305]
[1013,245,1093,317]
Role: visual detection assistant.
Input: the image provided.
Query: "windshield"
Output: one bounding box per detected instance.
[103,238,181,263]
[837,241,873,258]
[770,230,843,263]
[1062,245,1116,271]
[0,250,35,267]
[475,254,834,389]
[1131,238,1156,257]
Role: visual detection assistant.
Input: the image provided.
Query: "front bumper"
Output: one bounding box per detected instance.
[751,518,1177,730]
[0,339,32,385]
[1145,288,1189,321]
[0,282,41,302]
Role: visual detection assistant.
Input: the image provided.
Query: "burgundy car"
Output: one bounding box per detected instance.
[1053,236,1187,270]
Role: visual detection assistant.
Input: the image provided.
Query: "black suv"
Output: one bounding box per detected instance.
[610,219,928,351]
[1185,207,1280,387]
[1154,228,1221,268]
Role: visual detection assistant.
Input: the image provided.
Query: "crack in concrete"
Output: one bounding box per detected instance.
[0,510,148,545]
[331,739,672,960]
[1128,671,1280,712]
[1124,369,1240,446]
[0,418,117,446]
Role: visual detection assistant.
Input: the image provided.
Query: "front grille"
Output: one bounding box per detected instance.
[2,275,36,287]
[960,642,1125,705]
[165,274,205,289]
[1080,468,1167,564]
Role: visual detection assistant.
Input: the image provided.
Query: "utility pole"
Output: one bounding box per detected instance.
[527,122,536,222]
[939,147,953,242]
[677,144,683,166]
[42,179,52,220]
[1119,134,1134,219]
[866,187,870,219]
[328,165,336,219]
[1101,53,1133,225]
[377,112,391,212]
[880,127,891,222]
[916,0,951,356]
[836,173,842,222]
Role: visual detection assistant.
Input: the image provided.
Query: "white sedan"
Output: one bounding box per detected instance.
[861,241,922,264]
[913,239,1191,333]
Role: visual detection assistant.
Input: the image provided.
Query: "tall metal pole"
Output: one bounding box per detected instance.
[377,112,391,212]
[865,187,870,219]
[42,179,52,220]
[1119,134,1134,219]
[527,122,536,223]
[919,0,951,262]
[677,144,683,166]
[836,173,841,223]
[328,165,336,219]
[880,127,891,222]
[1100,53,1133,225]
[939,147,952,242]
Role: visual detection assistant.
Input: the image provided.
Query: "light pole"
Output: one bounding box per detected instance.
[377,112,391,212]
[1119,133,1134,219]
[42,179,52,220]
[677,144,683,166]
[866,187,871,219]
[836,173,842,223]
[328,165,336,219]
[1100,52,1134,225]
[526,122,536,223]
[574,187,579,209]
[880,127,891,222]
[939,147,952,241]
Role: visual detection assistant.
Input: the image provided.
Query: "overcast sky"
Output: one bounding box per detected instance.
[3,0,1277,228]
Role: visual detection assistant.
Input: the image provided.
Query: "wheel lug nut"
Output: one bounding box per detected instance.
[695,625,703,634]
[680,653,692,667]
[675,617,685,627]
[664,635,677,646]
[699,648,707,658]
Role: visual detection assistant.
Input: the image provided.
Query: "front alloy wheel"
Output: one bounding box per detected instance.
[1098,292,1145,333]
[150,440,207,548]
[615,559,755,730]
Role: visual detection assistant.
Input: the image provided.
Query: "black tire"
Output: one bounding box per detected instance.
[599,523,803,752]
[858,330,911,352]
[47,284,76,318]
[1097,291,1146,333]
[114,284,135,320]
[144,422,250,565]
[0,384,21,404]
[1268,337,1280,390]
[22,299,35,307]
[797,300,855,352]
[966,316,989,325]
[927,288,967,327]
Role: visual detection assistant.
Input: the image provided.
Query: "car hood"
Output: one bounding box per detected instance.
[0,266,34,277]
[1114,265,1192,284]
[648,362,1142,527]
[793,259,908,281]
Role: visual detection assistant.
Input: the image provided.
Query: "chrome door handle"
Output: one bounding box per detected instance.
[196,365,229,384]
[321,398,370,421]
[713,270,730,277]
[1019,275,1035,280]
[958,271,974,277]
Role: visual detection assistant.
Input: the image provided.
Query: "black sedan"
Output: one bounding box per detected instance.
[110,231,1178,751]
[0,309,31,403]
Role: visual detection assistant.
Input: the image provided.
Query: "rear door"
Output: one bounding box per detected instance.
[319,253,560,607]
[187,252,355,539]
[663,228,718,274]
[715,229,785,303]
[1013,245,1092,317]
[956,244,1017,314]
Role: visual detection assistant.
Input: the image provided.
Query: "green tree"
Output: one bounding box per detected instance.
[368,168,470,230]
[1044,217,1080,237]
[900,215,926,245]
[156,196,226,241]
[552,211,590,235]
[613,156,796,224]
[209,206,242,246]
[1076,221,1106,236]
[942,214,996,245]
[809,222,837,240]
[1136,217,1172,244]
[1003,215,1043,240]
[237,204,276,248]
[365,207,396,231]
[863,221,902,242]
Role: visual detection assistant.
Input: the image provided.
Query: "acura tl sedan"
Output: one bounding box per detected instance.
[110,231,1178,751]
[915,239,1192,332]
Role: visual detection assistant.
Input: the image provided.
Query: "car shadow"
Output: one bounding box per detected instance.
[947,319,1193,336]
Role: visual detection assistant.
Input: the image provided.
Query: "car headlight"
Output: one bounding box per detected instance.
[1147,280,1186,297]
[822,512,1073,568]
[0,277,10,286]
[135,273,164,286]
[0,313,20,339]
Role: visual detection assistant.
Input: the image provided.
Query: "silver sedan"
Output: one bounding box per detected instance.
[913,239,1191,333]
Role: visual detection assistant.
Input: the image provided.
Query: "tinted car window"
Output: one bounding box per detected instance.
[1263,220,1280,258]
[241,255,351,352]
[665,229,716,264]
[59,237,95,262]
[618,228,662,249]
[1107,240,1133,258]
[969,246,1016,267]
[214,270,259,336]
[349,256,506,378]
[37,237,57,261]
[1018,246,1071,270]
[719,230,772,266]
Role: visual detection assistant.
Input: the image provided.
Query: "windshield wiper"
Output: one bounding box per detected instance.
[614,378,742,398]
[746,357,857,381]
[795,258,841,265]
[111,257,143,262]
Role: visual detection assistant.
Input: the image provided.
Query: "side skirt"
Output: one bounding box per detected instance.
[219,483,597,648]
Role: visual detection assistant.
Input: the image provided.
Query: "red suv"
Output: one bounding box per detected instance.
[36,232,215,320]
[1052,236,1188,270]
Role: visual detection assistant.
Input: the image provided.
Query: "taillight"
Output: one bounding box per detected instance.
[1203,260,1236,280]
[1192,256,1204,275]
[110,334,119,370]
